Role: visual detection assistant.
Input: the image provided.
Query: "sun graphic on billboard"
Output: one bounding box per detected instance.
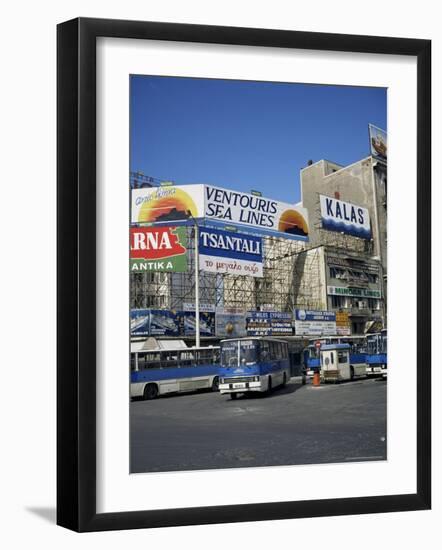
[278,209,309,237]
[137,188,198,223]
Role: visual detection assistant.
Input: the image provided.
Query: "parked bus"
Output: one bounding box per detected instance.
[219,337,290,399]
[365,329,387,378]
[319,343,367,382]
[130,346,220,400]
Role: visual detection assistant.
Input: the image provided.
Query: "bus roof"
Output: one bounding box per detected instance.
[220,337,288,344]
[131,346,219,353]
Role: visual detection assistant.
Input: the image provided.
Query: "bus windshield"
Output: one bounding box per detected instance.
[221,340,259,367]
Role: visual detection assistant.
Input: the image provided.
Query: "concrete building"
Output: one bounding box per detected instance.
[299,156,387,333]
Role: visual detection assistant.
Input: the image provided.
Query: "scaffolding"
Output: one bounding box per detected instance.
[130,192,379,317]
[130,225,325,313]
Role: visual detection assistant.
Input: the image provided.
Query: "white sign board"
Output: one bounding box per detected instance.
[132,184,309,241]
[320,195,371,239]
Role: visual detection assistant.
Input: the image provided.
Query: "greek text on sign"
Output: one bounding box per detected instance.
[199,227,263,277]
[320,195,371,239]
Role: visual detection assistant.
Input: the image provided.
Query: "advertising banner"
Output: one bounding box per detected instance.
[130,226,187,272]
[336,311,351,336]
[199,227,263,277]
[294,309,337,336]
[369,124,387,162]
[131,185,204,225]
[246,311,292,336]
[215,309,247,338]
[178,311,216,336]
[320,195,371,240]
[132,184,309,241]
[327,286,381,299]
[130,309,151,336]
[130,309,180,337]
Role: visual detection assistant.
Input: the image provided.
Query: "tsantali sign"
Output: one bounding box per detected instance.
[130,226,187,272]
[199,227,263,277]
[320,195,371,239]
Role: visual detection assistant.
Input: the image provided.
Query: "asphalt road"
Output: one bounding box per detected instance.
[130,377,387,473]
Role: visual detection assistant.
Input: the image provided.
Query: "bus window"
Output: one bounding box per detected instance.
[240,340,258,365]
[221,341,238,367]
[260,340,270,361]
[338,351,347,363]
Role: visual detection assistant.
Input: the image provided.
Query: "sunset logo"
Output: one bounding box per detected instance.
[278,209,309,237]
[137,188,198,223]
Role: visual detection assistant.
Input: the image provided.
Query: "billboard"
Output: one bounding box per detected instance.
[199,227,263,277]
[320,195,371,240]
[130,226,187,272]
[132,184,309,241]
[369,124,387,162]
[130,309,180,337]
[215,309,247,338]
[246,311,292,336]
[178,311,216,336]
[294,309,337,336]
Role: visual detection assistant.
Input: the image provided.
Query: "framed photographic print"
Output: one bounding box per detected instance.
[57,17,431,532]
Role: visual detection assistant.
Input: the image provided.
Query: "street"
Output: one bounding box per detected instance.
[130,377,387,473]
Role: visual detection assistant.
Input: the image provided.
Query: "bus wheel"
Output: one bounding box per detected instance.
[230,393,238,400]
[282,373,287,387]
[212,377,219,392]
[143,383,158,400]
[350,366,355,381]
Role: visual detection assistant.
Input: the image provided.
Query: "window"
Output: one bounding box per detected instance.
[368,298,380,310]
[338,351,348,363]
[368,273,379,283]
[330,295,346,308]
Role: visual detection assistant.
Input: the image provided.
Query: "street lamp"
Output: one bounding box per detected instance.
[186,211,200,348]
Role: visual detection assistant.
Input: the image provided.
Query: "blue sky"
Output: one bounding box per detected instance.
[130,76,386,204]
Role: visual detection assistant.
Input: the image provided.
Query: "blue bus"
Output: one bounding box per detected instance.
[218,337,290,399]
[365,330,387,378]
[130,346,220,400]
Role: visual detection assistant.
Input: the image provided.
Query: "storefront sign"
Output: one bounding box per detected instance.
[199,227,263,277]
[335,311,351,336]
[320,195,371,239]
[246,311,292,336]
[130,226,187,272]
[294,309,337,336]
[327,286,382,299]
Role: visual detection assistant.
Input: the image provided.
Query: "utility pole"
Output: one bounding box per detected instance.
[187,211,200,347]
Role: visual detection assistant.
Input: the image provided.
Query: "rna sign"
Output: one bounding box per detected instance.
[130,226,187,272]
[320,195,371,239]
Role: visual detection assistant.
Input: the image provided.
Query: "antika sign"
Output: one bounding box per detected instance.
[130,226,188,272]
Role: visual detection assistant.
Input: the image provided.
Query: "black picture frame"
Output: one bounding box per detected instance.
[57,17,431,532]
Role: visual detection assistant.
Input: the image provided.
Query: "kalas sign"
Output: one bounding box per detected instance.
[320,195,371,240]
[130,226,187,272]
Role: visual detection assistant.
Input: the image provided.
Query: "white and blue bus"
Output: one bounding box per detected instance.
[218,337,290,399]
[365,329,387,378]
[130,346,220,400]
